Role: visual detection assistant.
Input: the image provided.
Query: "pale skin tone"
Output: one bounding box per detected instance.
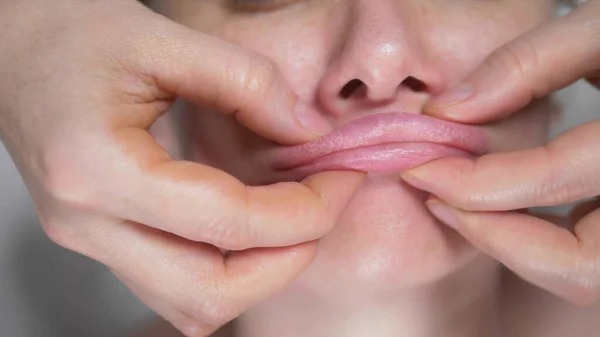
[405,0,600,306]
[140,1,598,336]
[1,1,600,337]
[0,0,363,335]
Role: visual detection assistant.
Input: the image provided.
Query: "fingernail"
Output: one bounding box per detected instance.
[401,170,433,192]
[428,83,474,108]
[426,199,459,230]
[295,102,333,136]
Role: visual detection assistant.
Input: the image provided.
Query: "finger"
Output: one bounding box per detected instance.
[426,198,600,305]
[116,273,204,337]
[402,120,600,211]
[84,219,319,336]
[122,11,332,145]
[94,128,364,249]
[424,0,600,123]
[58,115,363,249]
[106,129,364,249]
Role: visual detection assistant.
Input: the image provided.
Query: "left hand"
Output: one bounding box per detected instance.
[402,0,600,306]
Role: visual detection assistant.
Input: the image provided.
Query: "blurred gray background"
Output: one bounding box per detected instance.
[0,82,598,337]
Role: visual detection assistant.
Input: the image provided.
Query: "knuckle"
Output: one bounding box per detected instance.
[453,158,485,210]
[536,178,569,206]
[490,39,532,72]
[42,151,96,210]
[38,215,79,252]
[203,218,251,251]
[485,38,541,89]
[200,191,253,250]
[536,146,588,206]
[540,182,581,207]
[39,216,67,246]
[185,292,235,328]
[240,54,279,101]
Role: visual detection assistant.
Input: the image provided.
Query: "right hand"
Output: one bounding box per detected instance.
[0,1,364,335]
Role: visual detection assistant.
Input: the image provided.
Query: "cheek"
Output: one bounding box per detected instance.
[422,3,553,84]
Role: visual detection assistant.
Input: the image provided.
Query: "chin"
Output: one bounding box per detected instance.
[287,171,480,297]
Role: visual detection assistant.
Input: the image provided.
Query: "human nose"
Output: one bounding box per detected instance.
[317,0,444,118]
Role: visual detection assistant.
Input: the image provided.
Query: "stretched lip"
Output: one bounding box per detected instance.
[264,112,488,178]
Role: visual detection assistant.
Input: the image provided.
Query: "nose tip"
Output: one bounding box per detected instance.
[316,29,443,118]
[315,1,445,120]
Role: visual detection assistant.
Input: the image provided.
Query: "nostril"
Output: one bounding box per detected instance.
[339,79,364,99]
[401,76,428,93]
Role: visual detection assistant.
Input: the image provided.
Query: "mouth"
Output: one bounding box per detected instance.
[264,112,489,180]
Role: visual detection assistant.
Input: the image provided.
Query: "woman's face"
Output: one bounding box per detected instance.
[157,0,554,294]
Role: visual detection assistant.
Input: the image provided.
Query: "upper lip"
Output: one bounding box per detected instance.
[265,112,489,170]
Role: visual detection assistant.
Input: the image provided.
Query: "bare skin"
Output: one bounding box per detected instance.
[0,1,363,335]
[406,0,600,306]
[135,1,600,336]
[3,0,600,336]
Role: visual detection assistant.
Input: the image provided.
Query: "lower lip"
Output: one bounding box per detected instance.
[275,142,471,180]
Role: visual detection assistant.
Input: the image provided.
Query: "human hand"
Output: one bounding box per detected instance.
[0,0,363,335]
[402,0,600,305]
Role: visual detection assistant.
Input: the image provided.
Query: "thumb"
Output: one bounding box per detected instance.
[424,0,600,124]
[121,9,331,145]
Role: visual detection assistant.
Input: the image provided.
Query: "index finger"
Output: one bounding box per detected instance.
[120,10,331,145]
[424,0,600,124]
[402,120,600,211]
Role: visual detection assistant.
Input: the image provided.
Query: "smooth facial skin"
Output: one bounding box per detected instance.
[150,0,555,336]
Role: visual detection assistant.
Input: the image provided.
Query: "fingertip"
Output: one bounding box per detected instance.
[241,100,333,146]
[302,170,367,200]
[401,168,432,192]
[425,198,461,230]
[402,156,479,199]
[423,98,494,125]
[301,170,367,219]
[422,83,474,120]
[294,101,334,139]
[240,170,365,247]
[429,83,474,107]
[421,105,450,119]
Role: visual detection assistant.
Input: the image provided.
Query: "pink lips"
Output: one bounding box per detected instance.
[266,112,488,180]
